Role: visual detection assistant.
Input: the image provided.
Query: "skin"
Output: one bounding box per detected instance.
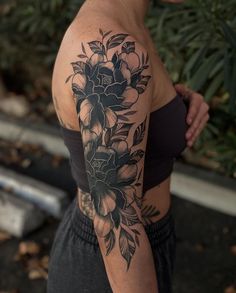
[51,0,210,292]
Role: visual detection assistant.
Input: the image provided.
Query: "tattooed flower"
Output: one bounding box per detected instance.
[70,41,149,132]
[66,31,151,268]
[84,141,138,236]
[80,93,118,136]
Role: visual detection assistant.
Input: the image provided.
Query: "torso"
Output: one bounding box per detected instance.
[52,7,177,224]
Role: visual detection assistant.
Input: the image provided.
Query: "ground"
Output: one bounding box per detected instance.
[0,149,235,293]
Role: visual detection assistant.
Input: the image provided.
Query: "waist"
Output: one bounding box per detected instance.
[71,194,175,247]
[77,175,171,224]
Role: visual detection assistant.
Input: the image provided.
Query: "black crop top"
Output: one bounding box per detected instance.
[60,93,188,194]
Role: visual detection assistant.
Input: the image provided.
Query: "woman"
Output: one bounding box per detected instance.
[48,0,209,292]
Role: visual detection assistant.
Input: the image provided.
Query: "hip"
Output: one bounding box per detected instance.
[47,195,176,293]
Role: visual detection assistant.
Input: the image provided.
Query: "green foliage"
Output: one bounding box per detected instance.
[146,0,236,178]
[147,0,236,105]
[0,0,235,177]
[0,0,83,94]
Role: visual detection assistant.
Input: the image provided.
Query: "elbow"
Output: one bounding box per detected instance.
[91,181,143,238]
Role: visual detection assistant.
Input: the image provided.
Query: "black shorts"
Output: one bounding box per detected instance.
[47,197,177,293]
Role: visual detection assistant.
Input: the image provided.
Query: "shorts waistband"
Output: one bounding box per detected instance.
[70,197,175,247]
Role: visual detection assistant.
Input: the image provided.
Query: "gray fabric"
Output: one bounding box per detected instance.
[47,197,177,293]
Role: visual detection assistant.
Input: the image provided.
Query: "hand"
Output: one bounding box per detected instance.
[174,83,210,148]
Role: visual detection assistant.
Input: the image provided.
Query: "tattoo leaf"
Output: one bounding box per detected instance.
[117,115,130,122]
[88,41,105,55]
[135,234,140,247]
[111,208,121,229]
[137,168,143,181]
[124,111,137,116]
[103,30,112,39]
[112,123,133,141]
[122,41,135,54]
[99,28,103,37]
[131,228,141,235]
[135,196,142,209]
[106,33,128,50]
[142,205,160,225]
[81,42,86,54]
[120,205,141,226]
[65,74,73,83]
[71,61,86,74]
[77,54,87,59]
[104,230,116,256]
[133,118,146,146]
[72,83,85,99]
[142,52,145,65]
[136,75,152,94]
[129,150,145,164]
[119,228,136,270]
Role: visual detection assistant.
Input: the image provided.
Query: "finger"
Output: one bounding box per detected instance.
[186,102,209,138]
[174,83,191,96]
[174,84,205,125]
[187,114,209,147]
[186,93,204,125]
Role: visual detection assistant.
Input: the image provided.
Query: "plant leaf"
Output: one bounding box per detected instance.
[106,33,128,50]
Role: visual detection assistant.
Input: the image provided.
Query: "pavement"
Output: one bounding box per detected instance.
[0,151,235,293]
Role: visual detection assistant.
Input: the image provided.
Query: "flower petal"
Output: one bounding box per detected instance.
[82,128,97,145]
[93,213,114,237]
[99,190,116,216]
[99,61,115,71]
[121,87,139,107]
[119,60,131,84]
[104,108,117,128]
[80,99,93,126]
[117,164,137,184]
[95,181,117,216]
[111,140,128,156]
[119,52,140,72]
[91,120,103,136]
[73,73,87,90]
[121,186,136,205]
[89,53,104,66]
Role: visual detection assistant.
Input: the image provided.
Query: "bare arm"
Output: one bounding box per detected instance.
[66,29,158,293]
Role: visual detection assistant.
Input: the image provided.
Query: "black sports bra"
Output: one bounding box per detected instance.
[60,93,188,194]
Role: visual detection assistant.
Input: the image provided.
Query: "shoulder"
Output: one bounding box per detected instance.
[52,20,153,128]
[63,24,152,103]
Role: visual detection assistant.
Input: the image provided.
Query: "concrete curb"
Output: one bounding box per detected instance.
[0,114,235,216]
[0,113,68,157]
[0,166,69,218]
[0,191,45,237]
[171,163,236,216]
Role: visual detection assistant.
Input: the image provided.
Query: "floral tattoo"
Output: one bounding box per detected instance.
[66,30,151,270]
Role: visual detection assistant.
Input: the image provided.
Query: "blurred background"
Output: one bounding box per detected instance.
[0,0,235,292]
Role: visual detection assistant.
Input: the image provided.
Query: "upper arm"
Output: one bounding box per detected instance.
[66,29,152,269]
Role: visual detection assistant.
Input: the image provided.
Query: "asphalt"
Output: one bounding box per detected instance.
[0,151,235,293]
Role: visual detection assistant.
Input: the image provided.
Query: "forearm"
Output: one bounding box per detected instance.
[96,223,158,293]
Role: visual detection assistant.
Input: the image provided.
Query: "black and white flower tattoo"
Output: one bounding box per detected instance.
[66,30,151,270]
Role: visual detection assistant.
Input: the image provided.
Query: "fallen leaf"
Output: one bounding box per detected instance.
[230,245,236,256]
[18,241,41,256]
[51,155,63,168]
[21,158,31,168]
[0,231,11,243]
[223,227,229,234]
[40,255,49,269]
[194,243,205,252]
[28,268,47,280]
[224,285,236,293]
